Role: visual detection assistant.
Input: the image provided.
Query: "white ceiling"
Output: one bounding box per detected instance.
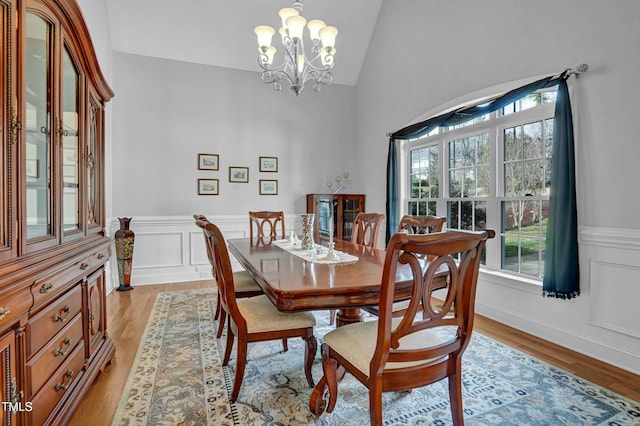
[105,0,383,87]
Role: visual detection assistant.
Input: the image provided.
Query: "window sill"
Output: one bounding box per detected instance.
[478,268,542,295]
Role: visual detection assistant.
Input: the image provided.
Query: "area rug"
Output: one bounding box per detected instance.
[112,289,640,425]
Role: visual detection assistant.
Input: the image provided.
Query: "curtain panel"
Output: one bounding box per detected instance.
[386,73,579,298]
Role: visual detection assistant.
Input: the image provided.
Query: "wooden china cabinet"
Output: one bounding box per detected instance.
[0,0,114,424]
[306,194,365,242]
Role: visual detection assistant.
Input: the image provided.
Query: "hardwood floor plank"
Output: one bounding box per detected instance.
[68,281,640,425]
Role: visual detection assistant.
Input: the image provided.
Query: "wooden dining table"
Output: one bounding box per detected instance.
[227,238,414,326]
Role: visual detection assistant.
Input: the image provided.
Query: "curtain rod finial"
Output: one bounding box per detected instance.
[386,132,393,137]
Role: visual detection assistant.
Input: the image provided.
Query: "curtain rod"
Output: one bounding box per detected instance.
[561,63,589,78]
[386,63,589,137]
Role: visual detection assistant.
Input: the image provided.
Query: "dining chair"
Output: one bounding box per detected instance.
[194,214,263,338]
[249,211,286,243]
[351,212,385,248]
[198,219,317,403]
[363,214,449,318]
[329,212,385,325]
[397,214,447,234]
[310,229,495,425]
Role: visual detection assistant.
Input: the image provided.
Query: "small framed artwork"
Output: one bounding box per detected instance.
[259,156,278,172]
[198,153,219,170]
[259,179,278,195]
[229,166,249,183]
[198,179,219,195]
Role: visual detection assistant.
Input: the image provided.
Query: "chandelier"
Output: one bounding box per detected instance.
[254,1,338,96]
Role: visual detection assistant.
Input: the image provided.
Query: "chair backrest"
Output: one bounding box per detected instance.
[195,220,243,323]
[397,215,447,234]
[351,213,384,248]
[249,211,285,242]
[194,214,214,265]
[372,229,494,377]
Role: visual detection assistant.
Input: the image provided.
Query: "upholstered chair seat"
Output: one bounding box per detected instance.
[322,318,452,375]
[238,295,316,333]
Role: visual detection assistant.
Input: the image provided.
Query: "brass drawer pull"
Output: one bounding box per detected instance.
[0,307,10,321]
[53,306,71,322]
[97,253,105,260]
[40,283,54,294]
[54,337,72,357]
[79,262,89,270]
[55,370,74,392]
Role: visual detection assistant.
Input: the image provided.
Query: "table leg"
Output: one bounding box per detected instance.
[335,308,363,327]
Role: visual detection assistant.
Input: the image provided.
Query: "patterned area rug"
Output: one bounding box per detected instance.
[112,289,640,425]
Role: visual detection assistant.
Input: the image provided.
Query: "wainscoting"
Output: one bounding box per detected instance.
[105,215,304,288]
[104,216,640,376]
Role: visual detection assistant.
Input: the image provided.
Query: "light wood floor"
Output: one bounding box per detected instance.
[68,280,640,426]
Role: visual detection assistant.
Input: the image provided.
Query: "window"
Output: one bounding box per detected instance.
[402,89,557,278]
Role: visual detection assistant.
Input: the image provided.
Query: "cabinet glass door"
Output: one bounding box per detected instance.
[62,46,79,233]
[341,198,361,241]
[25,12,53,240]
[317,197,337,239]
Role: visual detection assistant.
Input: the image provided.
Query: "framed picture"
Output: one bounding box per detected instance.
[229,166,249,183]
[259,179,278,195]
[198,153,219,170]
[259,156,278,172]
[198,179,219,195]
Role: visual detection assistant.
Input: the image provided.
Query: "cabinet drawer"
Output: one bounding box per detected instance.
[89,246,110,269]
[26,313,83,398]
[31,256,92,308]
[0,285,32,332]
[27,285,83,357]
[29,342,85,426]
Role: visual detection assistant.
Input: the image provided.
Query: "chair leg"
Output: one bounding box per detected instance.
[448,358,464,426]
[303,334,317,387]
[329,309,336,326]
[322,345,339,413]
[222,322,234,366]
[369,381,383,426]
[230,335,248,403]
[282,338,288,352]
[216,310,227,338]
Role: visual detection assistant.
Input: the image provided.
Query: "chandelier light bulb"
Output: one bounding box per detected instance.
[278,8,299,30]
[307,19,326,41]
[254,25,275,49]
[286,15,307,40]
[319,26,338,49]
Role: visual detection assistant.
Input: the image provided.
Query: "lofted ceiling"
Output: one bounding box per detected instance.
[105,0,383,87]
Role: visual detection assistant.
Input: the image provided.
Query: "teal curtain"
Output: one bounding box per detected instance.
[385,139,398,244]
[543,79,580,299]
[386,73,580,298]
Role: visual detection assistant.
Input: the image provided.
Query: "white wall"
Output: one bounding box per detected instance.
[354,0,640,374]
[110,52,356,217]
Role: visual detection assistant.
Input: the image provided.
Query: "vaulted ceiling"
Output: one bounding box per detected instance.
[105,0,383,86]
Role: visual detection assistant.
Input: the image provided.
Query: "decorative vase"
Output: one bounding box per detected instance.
[115,217,135,291]
[300,214,315,250]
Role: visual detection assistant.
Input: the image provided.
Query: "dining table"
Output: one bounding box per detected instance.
[227,237,415,326]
